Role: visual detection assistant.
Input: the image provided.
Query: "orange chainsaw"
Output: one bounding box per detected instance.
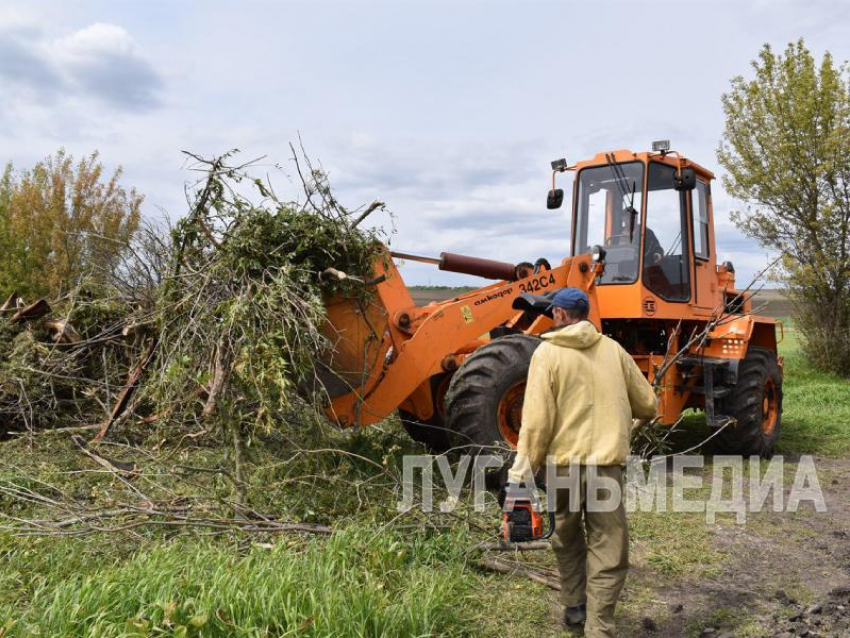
[501,488,556,544]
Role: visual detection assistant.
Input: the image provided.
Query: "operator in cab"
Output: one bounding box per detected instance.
[506,287,657,637]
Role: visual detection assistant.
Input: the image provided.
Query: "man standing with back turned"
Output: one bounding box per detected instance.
[506,287,657,637]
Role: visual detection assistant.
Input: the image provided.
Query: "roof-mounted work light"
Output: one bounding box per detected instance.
[550,158,568,172]
[652,140,670,154]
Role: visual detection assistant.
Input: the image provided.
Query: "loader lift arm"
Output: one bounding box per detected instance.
[324,250,602,427]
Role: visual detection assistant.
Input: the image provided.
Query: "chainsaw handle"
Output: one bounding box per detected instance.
[541,510,556,540]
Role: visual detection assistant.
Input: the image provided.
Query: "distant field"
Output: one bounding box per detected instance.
[409,286,476,305]
[410,286,792,318]
[750,288,793,317]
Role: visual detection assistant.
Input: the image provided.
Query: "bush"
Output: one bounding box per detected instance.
[0,150,142,299]
[719,40,850,376]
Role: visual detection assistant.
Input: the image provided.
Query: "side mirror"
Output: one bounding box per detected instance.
[547,188,564,209]
[674,168,696,191]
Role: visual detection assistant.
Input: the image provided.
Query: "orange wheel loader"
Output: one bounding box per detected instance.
[318,143,783,458]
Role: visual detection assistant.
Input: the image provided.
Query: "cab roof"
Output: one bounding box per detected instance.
[573,149,715,181]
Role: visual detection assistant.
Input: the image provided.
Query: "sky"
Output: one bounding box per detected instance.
[1,0,848,286]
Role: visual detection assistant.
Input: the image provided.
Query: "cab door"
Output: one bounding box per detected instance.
[642,162,691,303]
[690,180,716,312]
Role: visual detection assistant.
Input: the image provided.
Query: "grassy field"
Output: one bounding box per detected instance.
[0,327,846,636]
[774,327,850,455]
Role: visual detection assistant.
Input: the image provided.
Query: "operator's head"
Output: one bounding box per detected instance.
[549,287,590,327]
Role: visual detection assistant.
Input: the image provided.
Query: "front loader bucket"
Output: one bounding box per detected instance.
[316,291,389,399]
[315,249,527,402]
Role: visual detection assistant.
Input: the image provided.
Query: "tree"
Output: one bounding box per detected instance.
[718,39,850,375]
[0,150,143,299]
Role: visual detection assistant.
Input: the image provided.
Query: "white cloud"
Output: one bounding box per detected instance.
[0,20,162,112]
[55,23,137,59]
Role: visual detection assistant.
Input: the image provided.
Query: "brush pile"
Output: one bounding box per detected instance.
[0,151,388,441]
[0,284,134,433]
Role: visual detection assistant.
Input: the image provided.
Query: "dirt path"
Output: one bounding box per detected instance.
[509,457,850,637]
[616,457,850,637]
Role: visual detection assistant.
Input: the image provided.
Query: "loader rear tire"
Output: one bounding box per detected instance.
[444,335,542,456]
[715,347,782,457]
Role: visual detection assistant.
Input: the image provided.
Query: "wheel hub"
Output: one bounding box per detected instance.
[497,382,526,448]
[761,377,779,436]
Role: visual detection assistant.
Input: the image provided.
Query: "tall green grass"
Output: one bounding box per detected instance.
[0,528,473,637]
[777,327,850,456]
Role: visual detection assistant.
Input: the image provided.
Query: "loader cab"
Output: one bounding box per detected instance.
[563,148,718,318]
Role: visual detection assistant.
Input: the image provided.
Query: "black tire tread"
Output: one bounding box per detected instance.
[445,334,542,453]
[715,346,782,457]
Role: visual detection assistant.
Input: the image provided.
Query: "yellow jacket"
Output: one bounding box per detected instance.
[508,321,657,482]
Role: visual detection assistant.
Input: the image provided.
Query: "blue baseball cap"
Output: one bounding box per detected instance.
[549,287,589,312]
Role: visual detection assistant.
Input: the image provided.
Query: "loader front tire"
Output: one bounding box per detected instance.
[399,410,452,453]
[715,347,782,457]
[444,335,542,456]
[398,374,452,453]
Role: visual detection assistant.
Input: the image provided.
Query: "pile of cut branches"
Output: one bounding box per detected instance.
[0,150,388,443]
[0,284,136,434]
[129,151,387,440]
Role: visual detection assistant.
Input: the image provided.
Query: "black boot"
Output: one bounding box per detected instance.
[564,603,587,626]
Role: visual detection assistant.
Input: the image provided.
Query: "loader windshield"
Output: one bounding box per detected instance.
[573,161,645,284]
